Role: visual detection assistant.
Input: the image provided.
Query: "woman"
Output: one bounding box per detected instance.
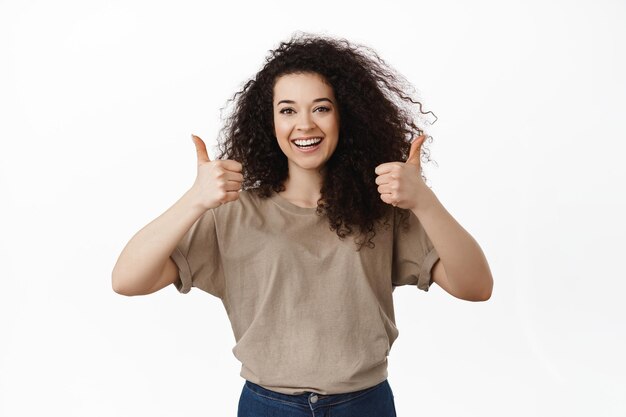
[112,32,493,416]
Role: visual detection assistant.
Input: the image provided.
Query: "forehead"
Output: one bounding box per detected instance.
[273,72,335,102]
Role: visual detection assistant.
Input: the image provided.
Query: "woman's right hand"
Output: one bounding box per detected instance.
[189,134,244,210]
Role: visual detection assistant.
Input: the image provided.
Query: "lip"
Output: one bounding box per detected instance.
[291,137,324,153]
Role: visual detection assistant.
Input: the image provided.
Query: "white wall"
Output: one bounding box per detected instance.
[1,0,624,416]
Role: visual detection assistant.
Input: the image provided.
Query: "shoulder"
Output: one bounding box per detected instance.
[212,188,271,218]
[237,188,269,207]
[210,188,277,240]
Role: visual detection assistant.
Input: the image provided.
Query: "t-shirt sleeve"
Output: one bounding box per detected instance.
[391,207,440,292]
[169,209,225,299]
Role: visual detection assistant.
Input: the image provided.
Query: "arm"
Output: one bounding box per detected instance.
[375,134,493,301]
[411,187,493,301]
[111,188,207,296]
[112,134,244,296]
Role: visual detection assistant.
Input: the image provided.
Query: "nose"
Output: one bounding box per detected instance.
[296,112,315,131]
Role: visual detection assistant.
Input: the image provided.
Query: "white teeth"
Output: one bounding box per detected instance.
[293,137,322,146]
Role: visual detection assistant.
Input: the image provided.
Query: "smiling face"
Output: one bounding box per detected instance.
[273,72,340,175]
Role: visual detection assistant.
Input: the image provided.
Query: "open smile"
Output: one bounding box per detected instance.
[291,137,324,153]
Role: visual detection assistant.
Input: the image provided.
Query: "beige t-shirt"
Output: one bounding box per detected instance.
[170,189,439,395]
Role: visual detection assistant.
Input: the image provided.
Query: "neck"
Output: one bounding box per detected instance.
[280,163,326,206]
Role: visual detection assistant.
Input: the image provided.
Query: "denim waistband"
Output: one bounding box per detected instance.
[243,379,389,407]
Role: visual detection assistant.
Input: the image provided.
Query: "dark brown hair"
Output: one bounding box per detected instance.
[216,31,437,250]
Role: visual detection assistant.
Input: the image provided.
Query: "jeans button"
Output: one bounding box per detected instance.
[310,394,318,403]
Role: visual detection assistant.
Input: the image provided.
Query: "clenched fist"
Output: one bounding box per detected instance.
[189,134,244,210]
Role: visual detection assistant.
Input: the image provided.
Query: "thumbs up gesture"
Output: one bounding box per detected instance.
[374,134,429,211]
[190,134,244,210]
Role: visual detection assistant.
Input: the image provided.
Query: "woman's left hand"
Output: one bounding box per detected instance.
[374,134,430,211]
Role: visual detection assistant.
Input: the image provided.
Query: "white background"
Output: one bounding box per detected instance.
[1,0,625,416]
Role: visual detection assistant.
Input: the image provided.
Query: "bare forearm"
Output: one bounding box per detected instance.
[411,187,493,300]
[372,135,492,300]
[111,187,206,294]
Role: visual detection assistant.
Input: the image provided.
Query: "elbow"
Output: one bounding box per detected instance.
[475,277,493,302]
[450,273,493,302]
[465,289,491,302]
[111,275,126,295]
[460,275,492,302]
[477,290,492,301]
[111,271,135,296]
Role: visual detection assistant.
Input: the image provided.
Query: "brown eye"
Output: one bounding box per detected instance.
[279,108,294,114]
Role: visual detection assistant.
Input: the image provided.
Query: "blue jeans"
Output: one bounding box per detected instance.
[237,378,397,417]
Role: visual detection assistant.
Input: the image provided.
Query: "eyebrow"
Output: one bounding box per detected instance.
[276,98,334,106]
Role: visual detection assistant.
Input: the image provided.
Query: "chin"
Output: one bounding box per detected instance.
[290,158,328,171]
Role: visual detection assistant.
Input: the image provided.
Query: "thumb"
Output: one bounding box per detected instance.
[191,134,211,164]
[406,134,426,165]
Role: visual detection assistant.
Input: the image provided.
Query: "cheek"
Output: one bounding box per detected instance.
[274,120,291,138]
[318,117,337,133]
[329,115,340,133]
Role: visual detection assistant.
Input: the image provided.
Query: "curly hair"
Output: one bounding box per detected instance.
[215,31,438,250]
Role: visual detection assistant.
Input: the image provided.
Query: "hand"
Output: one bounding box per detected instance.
[374,134,429,211]
[189,134,244,210]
